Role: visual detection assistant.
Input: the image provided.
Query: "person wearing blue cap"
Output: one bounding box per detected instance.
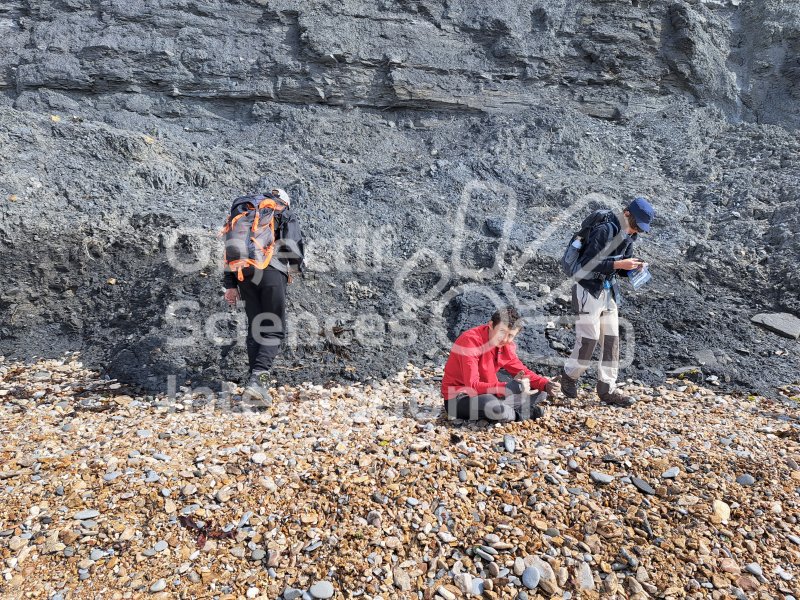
[560,197,655,407]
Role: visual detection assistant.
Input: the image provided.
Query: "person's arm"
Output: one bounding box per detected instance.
[223,271,237,290]
[613,255,644,274]
[615,240,635,277]
[223,276,239,306]
[577,223,618,276]
[500,346,549,392]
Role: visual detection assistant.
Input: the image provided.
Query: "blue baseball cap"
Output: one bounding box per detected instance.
[627,197,654,233]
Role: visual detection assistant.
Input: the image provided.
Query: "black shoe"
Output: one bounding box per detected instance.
[514,398,547,421]
[242,370,273,409]
[560,368,579,399]
[597,382,635,407]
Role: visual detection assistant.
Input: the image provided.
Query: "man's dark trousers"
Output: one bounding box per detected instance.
[237,267,287,373]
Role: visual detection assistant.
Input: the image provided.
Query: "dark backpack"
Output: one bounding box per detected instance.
[221,193,288,282]
[271,206,305,274]
[560,209,615,278]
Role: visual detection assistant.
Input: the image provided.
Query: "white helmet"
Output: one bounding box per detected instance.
[271,188,290,206]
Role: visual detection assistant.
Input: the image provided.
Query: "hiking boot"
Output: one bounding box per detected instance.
[514,397,547,421]
[560,368,579,399]
[597,382,635,407]
[242,370,273,410]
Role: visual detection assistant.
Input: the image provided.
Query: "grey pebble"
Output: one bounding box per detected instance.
[590,471,614,484]
[238,511,254,528]
[575,563,594,590]
[522,566,540,589]
[631,477,656,495]
[745,562,762,577]
[150,578,167,592]
[251,548,266,561]
[504,434,517,453]
[308,580,335,599]
[475,548,494,562]
[472,578,485,595]
[662,467,680,478]
[74,509,100,520]
[736,473,755,486]
[89,549,105,561]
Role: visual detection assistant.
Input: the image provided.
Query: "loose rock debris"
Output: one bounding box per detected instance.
[1,355,799,599]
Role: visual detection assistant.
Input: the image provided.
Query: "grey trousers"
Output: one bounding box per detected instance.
[564,283,620,387]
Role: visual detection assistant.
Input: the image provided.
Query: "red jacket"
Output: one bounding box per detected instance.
[441,324,550,400]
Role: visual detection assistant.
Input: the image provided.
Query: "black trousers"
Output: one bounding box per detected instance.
[237,268,288,373]
[445,392,545,422]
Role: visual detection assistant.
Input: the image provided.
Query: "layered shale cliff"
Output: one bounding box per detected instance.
[0,0,798,395]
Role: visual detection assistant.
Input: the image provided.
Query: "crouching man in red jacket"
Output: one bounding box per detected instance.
[441,306,561,422]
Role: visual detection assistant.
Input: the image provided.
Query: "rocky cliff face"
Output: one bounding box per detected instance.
[0,0,798,395]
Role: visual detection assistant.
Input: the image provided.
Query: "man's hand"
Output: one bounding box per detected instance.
[615,258,645,271]
[513,371,532,395]
[545,379,562,398]
[224,288,239,306]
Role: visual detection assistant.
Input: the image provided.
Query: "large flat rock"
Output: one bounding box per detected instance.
[752,313,800,340]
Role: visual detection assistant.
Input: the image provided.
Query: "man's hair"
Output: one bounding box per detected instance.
[490,306,523,329]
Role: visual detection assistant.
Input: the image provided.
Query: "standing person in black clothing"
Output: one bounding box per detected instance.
[222,187,304,405]
[560,197,654,407]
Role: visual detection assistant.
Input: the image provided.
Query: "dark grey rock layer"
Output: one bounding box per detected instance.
[0,0,798,396]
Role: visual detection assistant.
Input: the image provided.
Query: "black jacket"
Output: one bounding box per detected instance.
[223,206,305,289]
[575,212,636,300]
